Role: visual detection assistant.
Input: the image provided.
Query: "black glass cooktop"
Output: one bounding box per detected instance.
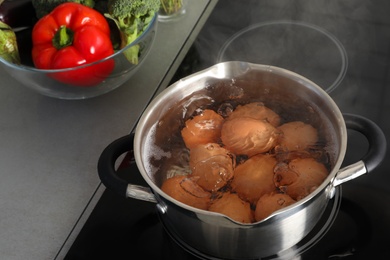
[65,0,390,259]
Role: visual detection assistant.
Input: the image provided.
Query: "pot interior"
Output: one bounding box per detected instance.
[136,62,346,213]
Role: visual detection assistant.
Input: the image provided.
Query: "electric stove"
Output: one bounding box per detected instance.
[65,0,390,259]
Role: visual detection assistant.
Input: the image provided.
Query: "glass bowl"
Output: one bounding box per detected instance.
[0,14,157,100]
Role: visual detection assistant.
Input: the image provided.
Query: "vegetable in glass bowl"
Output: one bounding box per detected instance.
[0,0,158,100]
[31,2,115,87]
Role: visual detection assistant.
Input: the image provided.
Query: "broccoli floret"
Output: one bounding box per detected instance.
[105,0,160,64]
[32,0,95,19]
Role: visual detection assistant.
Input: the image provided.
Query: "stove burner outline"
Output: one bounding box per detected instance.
[217,20,348,93]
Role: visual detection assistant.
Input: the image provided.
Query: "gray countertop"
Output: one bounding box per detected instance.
[0,1,217,259]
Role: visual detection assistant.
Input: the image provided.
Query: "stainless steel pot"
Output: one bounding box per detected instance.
[98,61,386,259]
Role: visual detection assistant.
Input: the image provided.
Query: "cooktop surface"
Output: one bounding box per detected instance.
[65,0,390,259]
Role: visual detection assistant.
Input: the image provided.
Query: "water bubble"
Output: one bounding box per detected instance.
[217,102,235,117]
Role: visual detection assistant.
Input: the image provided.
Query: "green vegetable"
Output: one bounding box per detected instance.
[32,0,95,18]
[0,21,20,64]
[105,0,159,64]
[160,0,184,15]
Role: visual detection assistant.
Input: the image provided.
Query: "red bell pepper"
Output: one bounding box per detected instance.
[31,3,114,87]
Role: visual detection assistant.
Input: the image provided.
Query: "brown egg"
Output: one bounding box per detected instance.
[181,109,224,149]
[189,143,235,192]
[254,192,296,221]
[161,175,211,210]
[231,154,277,204]
[221,117,280,156]
[227,102,281,127]
[274,158,328,200]
[277,121,318,151]
[189,143,232,168]
[209,192,254,223]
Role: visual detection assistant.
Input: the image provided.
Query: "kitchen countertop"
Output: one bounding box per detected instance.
[0,1,217,259]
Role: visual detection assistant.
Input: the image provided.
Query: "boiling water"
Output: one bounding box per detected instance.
[141,81,339,192]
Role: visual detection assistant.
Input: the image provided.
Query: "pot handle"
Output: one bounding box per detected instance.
[98,133,157,203]
[332,113,387,187]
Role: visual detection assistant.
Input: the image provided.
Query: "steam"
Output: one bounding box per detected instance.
[193,0,352,93]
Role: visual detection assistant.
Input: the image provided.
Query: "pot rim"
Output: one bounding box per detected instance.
[134,61,347,225]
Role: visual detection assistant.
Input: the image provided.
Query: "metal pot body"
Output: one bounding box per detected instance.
[99,61,386,259]
[154,188,328,258]
[135,61,346,258]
